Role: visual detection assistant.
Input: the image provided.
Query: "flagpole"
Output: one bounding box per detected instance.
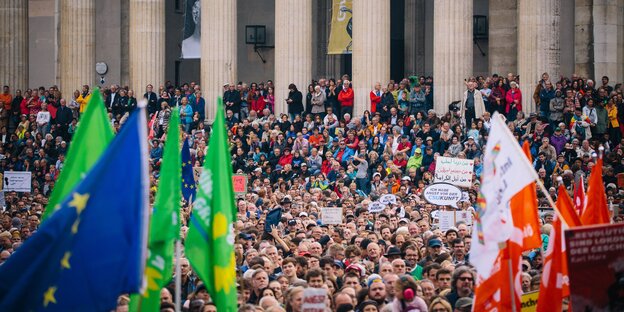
[508,256,517,312]
[537,178,569,229]
[175,239,182,312]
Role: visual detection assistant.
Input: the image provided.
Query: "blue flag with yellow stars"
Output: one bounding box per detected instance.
[181,138,197,202]
[0,107,150,311]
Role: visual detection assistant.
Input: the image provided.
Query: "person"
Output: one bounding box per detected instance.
[370,83,382,114]
[286,83,304,121]
[144,84,159,115]
[223,83,242,118]
[461,82,485,128]
[179,97,193,133]
[445,267,475,309]
[505,81,522,121]
[311,85,327,118]
[384,275,428,312]
[338,80,354,119]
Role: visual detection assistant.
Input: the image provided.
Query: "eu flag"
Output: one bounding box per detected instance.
[0,107,150,311]
[181,138,196,202]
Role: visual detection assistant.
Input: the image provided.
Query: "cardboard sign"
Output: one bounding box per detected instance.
[321,207,343,225]
[3,171,32,193]
[232,174,247,196]
[521,291,539,312]
[434,156,474,188]
[302,287,327,312]
[423,183,462,208]
[566,223,624,311]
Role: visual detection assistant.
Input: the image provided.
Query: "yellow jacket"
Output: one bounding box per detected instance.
[77,93,91,113]
[607,104,619,128]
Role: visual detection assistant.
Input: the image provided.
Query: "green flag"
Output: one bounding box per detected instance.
[42,88,114,221]
[186,98,237,311]
[130,109,181,312]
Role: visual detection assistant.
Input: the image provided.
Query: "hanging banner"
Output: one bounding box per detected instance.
[181,0,201,59]
[327,0,352,54]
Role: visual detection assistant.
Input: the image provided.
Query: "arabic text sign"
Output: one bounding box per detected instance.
[434,157,474,188]
[3,171,32,192]
[302,287,327,312]
[423,183,462,208]
[566,223,624,312]
[321,207,343,225]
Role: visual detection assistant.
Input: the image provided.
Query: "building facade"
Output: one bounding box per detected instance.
[1,0,624,119]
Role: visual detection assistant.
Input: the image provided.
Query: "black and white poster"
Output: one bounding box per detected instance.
[181,0,201,59]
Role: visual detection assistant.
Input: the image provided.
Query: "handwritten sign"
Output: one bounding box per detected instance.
[423,183,462,208]
[368,201,386,213]
[321,207,343,225]
[302,287,327,312]
[434,156,474,188]
[379,194,397,205]
[566,223,624,311]
[232,174,247,196]
[3,171,32,193]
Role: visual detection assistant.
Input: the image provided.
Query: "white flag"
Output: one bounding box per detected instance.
[470,112,538,278]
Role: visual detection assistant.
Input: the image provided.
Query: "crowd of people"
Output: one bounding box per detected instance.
[0,70,623,312]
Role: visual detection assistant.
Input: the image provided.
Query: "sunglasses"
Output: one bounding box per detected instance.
[459,277,474,282]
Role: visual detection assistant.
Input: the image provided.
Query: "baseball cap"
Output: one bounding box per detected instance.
[428,239,442,248]
[456,297,473,309]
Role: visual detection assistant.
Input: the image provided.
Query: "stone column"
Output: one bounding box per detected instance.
[593,0,619,81]
[537,0,561,80]
[518,0,560,114]
[488,0,517,75]
[433,0,472,115]
[129,0,165,93]
[575,0,594,79]
[404,0,425,76]
[201,0,236,121]
[59,0,95,99]
[0,0,28,91]
[352,0,390,117]
[274,0,313,115]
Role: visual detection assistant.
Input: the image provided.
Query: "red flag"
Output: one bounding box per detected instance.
[500,240,523,312]
[556,184,582,227]
[536,215,570,312]
[508,141,542,250]
[573,175,586,216]
[473,250,505,312]
[580,157,611,225]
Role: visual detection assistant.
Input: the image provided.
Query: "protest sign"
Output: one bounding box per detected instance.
[302,287,327,312]
[436,211,474,232]
[379,194,397,205]
[423,183,462,208]
[232,174,247,196]
[321,207,343,225]
[566,223,624,311]
[434,156,474,188]
[368,201,386,213]
[3,171,32,192]
[521,291,539,312]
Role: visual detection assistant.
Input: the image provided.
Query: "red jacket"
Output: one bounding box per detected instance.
[505,88,523,113]
[338,88,354,107]
[249,95,266,113]
[370,90,381,113]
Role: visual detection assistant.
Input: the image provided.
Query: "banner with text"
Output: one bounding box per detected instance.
[327,0,352,54]
[566,223,624,312]
[434,157,474,188]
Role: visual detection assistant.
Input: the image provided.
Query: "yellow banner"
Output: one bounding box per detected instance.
[521,291,539,312]
[328,0,352,54]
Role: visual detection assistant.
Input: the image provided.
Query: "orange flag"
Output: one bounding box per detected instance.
[556,184,582,227]
[573,175,586,216]
[536,215,570,312]
[508,141,542,249]
[580,156,611,225]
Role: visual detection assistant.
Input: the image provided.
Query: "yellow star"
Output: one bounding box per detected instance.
[190,184,195,189]
[187,161,192,165]
[71,218,80,234]
[182,162,186,167]
[61,252,71,269]
[69,193,90,214]
[184,184,189,188]
[43,286,57,307]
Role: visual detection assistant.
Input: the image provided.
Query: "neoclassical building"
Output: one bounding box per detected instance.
[1,0,623,119]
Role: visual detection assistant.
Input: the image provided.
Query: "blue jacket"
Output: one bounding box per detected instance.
[179,105,193,124]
